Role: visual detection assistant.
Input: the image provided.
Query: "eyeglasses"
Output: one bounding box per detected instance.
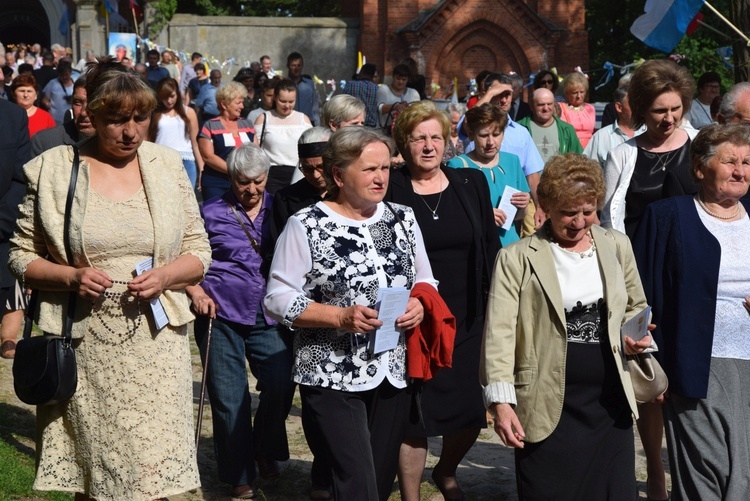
[298,164,324,174]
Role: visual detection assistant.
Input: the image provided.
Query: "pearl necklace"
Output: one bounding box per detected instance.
[696,195,742,220]
[548,226,597,259]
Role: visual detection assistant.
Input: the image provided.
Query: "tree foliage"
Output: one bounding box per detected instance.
[148,0,178,39]
[586,0,735,101]
[175,0,340,17]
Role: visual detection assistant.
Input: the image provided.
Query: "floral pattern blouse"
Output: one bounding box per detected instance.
[264,201,437,391]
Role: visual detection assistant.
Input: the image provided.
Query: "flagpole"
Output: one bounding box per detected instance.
[105,10,110,45]
[696,19,730,39]
[131,6,140,38]
[703,1,750,43]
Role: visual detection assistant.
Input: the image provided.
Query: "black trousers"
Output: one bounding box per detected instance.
[300,381,411,501]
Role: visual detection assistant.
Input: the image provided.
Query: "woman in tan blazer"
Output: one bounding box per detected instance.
[9,58,211,500]
[481,153,653,500]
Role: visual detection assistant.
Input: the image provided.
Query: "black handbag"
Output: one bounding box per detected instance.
[13,147,80,406]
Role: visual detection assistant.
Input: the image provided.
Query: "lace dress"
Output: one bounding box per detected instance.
[33,187,200,500]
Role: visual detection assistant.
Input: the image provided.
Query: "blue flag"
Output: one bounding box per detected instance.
[630,0,705,53]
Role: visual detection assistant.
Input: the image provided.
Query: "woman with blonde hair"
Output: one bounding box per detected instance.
[199,81,255,200]
[559,72,596,148]
[385,101,499,501]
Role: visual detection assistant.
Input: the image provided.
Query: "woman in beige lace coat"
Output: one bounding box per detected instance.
[9,58,211,501]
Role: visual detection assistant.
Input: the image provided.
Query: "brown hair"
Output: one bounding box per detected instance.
[149,78,190,141]
[86,56,157,118]
[10,73,38,95]
[628,59,695,129]
[463,103,508,137]
[537,153,606,211]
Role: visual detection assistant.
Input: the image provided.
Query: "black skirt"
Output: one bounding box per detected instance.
[515,301,636,501]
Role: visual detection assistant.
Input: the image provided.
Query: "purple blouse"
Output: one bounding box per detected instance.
[200,189,276,326]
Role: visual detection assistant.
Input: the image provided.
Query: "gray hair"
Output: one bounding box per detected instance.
[614,87,628,105]
[226,143,271,181]
[691,124,750,183]
[446,102,467,116]
[617,73,633,89]
[322,127,395,199]
[322,94,366,129]
[719,82,750,122]
[299,126,333,144]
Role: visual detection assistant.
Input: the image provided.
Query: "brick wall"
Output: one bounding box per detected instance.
[350,0,587,98]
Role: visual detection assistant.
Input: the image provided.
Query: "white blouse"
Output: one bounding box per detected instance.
[265,201,438,391]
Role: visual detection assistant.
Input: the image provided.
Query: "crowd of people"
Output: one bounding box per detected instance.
[2,38,750,501]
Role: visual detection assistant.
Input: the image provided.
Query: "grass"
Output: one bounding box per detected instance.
[0,398,72,501]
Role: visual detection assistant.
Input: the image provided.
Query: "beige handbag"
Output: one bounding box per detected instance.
[627,352,668,404]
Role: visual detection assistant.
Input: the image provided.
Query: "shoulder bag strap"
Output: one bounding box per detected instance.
[24,146,79,343]
[225,199,262,255]
[259,112,268,148]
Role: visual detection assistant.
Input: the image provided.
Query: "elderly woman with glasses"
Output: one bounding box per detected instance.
[188,142,295,499]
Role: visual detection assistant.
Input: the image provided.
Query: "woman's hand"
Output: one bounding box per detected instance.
[191,292,218,318]
[396,297,424,331]
[490,402,525,448]
[623,329,655,355]
[337,305,383,333]
[510,192,530,210]
[493,208,507,227]
[127,268,169,301]
[72,267,113,300]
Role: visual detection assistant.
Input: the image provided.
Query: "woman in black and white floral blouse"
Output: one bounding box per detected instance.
[265,127,437,501]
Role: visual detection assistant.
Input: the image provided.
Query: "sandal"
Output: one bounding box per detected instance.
[1,340,16,359]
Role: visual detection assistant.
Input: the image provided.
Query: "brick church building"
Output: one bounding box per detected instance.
[342,0,588,96]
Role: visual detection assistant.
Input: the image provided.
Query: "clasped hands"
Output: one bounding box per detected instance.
[72,266,168,302]
[336,297,424,333]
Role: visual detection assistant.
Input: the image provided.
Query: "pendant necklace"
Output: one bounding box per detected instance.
[416,175,443,220]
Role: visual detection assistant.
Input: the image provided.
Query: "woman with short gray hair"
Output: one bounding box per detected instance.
[187,142,295,499]
[322,94,366,130]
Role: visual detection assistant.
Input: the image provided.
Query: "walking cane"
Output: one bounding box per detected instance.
[195,317,213,450]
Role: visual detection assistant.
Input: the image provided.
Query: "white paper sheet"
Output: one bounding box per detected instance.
[135,258,170,330]
[370,287,411,354]
[620,306,651,344]
[498,185,521,231]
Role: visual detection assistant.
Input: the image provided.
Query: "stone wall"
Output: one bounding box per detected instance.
[165,15,360,83]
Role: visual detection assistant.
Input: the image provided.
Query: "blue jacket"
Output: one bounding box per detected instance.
[633,196,750,398]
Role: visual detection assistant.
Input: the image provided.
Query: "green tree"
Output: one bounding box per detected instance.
[586,0,735,100]
[175,0,340,16]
